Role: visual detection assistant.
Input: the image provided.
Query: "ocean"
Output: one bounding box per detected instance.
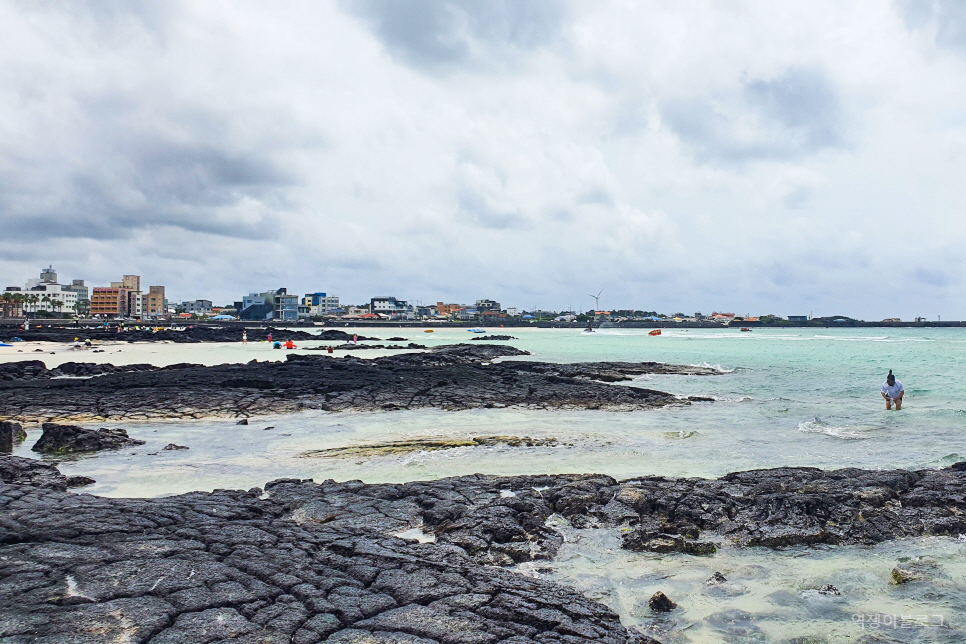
[4,326,966,642]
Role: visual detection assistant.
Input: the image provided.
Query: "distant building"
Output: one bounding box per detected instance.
[475,299,501,312]
[21,266,78,315]
[302,292,340,316]
[239,293,272,320]
[436,302,464,316]
[371,296,413,319]
[505,307,520,317]
[88,275,144,319]
[39,265,57,284]
[181,300,213,315]
[788,315,809,322]
[145,286,166,318]
[65,280,90,316]
[91,287,125,318]
[274,289,299,321]
[239,288,298,321]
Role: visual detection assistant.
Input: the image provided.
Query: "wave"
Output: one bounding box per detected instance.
[798,417,872,440]
[690,362,737,373]
[711,394,753,402]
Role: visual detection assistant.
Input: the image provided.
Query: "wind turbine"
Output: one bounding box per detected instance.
[584,289,604,332]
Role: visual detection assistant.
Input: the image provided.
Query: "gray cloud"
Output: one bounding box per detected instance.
[898,0,966,50]
[0,138,295,242]
[458,189,529,230]
[662,67,845,164]
[914,267,949,288]
[1,2,965,319]
[343,0,568,69]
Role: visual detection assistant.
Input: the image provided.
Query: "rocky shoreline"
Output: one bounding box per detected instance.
[0,326,374,344]
[0,344,719,423]
[3,456,966,643]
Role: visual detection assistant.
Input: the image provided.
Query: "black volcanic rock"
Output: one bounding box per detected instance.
[0,455,70,490]
[0,467,659,644]
[0,344,718,422]
[0,360,157,381]
[0,420,27,452]
[31,423,145,454]
[0,360,49,381]
[66,475,96,488]
[649,592,677,612]
[5,462,966,642]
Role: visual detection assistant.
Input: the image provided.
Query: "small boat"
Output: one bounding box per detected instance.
[649,329,661,336]
[0,342,12,347]
[424,329,434,333]
[468,328,485,333]
[740,327,752,332]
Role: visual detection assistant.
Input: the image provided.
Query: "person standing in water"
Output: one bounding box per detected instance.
[881,370,904,410]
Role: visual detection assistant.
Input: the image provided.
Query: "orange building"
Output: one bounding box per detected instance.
[145,286,166,318]
[90,287,127,317]
[436,302,464,316]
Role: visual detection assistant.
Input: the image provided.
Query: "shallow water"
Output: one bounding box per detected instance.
[5,326,966,640]
[520,522,966,643]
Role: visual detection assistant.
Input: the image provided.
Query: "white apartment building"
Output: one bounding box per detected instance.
[21,283,79,315]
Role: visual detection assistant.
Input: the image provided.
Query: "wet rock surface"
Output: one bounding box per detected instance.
[308,343,428,351]
[0,420,27,452]
[0,455,73,490]
[616,465,966,547]
[0,464,658,644]
[0,344,715,422]
[31,423,146,454]
[3,462,966,642]
[648,592,677,613]
[299,436,560,459]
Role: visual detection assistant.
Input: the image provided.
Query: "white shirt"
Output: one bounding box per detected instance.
[882,380,904,398]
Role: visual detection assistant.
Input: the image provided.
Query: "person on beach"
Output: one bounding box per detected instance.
[267,333,273,343]
[881,370,904,410]
[242,330,247,345]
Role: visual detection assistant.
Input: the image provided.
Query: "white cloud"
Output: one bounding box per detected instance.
[0,1,965,318]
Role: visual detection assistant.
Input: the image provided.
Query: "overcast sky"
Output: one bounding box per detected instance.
[2,1,965,318]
